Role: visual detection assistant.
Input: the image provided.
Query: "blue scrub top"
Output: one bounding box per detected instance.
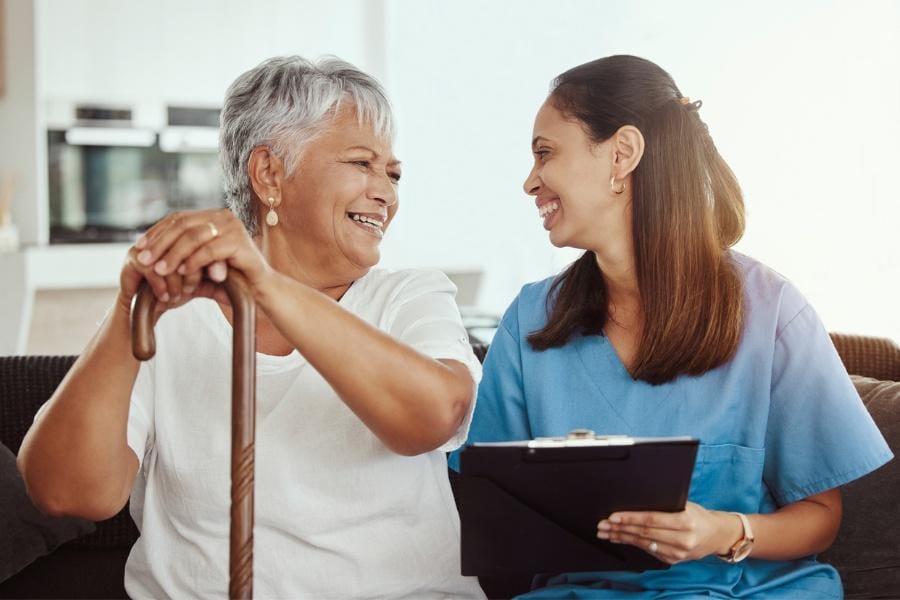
[451,253,892,599]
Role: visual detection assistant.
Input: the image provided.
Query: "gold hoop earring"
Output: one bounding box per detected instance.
[265,197,279,226]
[610,176,625,195]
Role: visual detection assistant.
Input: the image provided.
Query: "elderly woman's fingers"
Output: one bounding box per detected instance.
[136,209,229,273]
[182,267,204,296]
[138,208,270,289]
[163,270,184,303]
[176,236,227,277]
[182,233,272,289]
[124,248,168,301]
[135,211,186,251]
[191,279,231,306]
[152,219,228,277]
[207,260,228,283]
[138,266,175,304]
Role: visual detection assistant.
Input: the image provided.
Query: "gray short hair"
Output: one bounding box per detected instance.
[219,56,394,235]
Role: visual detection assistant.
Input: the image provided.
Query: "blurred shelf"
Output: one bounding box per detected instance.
[25,243,129,289]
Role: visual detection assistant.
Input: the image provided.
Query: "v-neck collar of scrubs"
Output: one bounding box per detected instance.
[573,333,676,434]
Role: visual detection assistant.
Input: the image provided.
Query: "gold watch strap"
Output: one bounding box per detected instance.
[717,512,754,563]
[734,512,754,542]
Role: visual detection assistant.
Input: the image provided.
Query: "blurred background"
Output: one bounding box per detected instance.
[1,0,898,354]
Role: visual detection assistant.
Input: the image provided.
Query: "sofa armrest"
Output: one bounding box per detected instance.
[830,333,900,381]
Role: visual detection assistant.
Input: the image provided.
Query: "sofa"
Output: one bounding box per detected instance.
[1,333,897,599]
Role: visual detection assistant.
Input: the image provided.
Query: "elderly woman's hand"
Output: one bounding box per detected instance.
[596,501,743,565]
[132,208,275,304]
[119,244,192,319]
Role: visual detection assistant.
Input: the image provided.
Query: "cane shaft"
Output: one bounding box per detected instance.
[131,275,256,600]
[226,274,255,600]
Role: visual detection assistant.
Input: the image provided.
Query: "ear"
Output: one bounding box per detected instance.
[611,125,645,179]
[248,146,285,208]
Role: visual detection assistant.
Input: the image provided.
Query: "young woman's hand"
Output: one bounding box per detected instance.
[596,501,742,564]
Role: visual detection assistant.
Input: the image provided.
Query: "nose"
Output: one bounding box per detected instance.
[523,165,541,196]
[369,173,398,207]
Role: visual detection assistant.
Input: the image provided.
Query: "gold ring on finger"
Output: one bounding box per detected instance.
[207,221,219,239]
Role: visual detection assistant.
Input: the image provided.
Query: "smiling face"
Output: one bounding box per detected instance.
[523,99,628,251]
[271,104,401,283]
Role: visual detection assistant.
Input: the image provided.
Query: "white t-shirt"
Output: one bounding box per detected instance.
[123,268,486,599]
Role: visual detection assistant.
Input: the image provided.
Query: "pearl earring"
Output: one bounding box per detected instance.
[266,197,279,226]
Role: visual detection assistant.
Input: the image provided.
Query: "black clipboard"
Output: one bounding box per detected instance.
[457,431,699,576]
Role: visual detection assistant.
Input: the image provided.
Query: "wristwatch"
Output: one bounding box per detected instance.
[717,512,754,563]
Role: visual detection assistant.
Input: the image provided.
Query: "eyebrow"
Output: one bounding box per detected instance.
[531,136,550,150]
[344,145,402,168]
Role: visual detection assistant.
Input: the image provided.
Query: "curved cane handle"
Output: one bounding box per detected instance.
[131,274,256,600]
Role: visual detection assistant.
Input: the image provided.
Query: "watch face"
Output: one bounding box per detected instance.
[732,539,754,562]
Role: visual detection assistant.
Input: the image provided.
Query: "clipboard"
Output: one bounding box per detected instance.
[457,430,699,576]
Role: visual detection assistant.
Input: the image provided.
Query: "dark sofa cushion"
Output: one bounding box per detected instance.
[0,441,95,583]
[819,376,899,599]
[0,546,130,600]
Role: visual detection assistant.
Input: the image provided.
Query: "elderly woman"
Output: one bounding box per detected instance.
[19,56,486,599]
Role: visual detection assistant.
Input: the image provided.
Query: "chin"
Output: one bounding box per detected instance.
[351,248,381,270]
[548,229,568,249]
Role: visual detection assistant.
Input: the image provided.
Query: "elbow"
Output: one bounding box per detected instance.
[823,493,844,553]
[28,483,123,522]
[18,455,125,521]
[18,460,72,518]
[28,491,71,519]
[815,518,843,555]
[17,434,76,518]
[442,385,472,441]
[386,387,472,457]
[810,490,844,554]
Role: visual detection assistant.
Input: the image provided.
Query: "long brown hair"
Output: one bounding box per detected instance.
[527,55,745,385]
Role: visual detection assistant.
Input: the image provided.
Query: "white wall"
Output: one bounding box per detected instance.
[23,0,900,342]
[0,0,46,245]
[37,0,385,105]
[379,0,900,341]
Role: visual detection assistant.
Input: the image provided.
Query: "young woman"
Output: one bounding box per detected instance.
[454,55,892,598]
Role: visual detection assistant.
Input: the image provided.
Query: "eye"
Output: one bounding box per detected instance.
[389,172,402,184]
[351,160,371,168]
[534,148,550,161]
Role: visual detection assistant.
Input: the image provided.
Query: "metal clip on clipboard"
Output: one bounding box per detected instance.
[528,428,636,447]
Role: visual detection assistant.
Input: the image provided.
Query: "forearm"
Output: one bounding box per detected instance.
[255,272,472,455]
[707,490,842,560]
[18,299,141,520]
[740,491,842,560]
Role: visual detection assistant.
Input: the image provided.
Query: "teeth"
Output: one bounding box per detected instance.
[350,213,384,229]
[539,202,560,218]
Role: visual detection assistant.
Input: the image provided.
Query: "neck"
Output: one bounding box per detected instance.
[256,229,354,302]
[591,239,640,307]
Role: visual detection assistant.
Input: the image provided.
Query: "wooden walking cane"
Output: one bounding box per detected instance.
[131,273,256,600]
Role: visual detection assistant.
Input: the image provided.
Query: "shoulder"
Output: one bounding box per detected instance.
[346,268,460,325]
[354,267,457,303]
[496,274,557,339]
[731,251,810,338]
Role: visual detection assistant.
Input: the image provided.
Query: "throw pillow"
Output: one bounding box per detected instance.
[0,441,95,582]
